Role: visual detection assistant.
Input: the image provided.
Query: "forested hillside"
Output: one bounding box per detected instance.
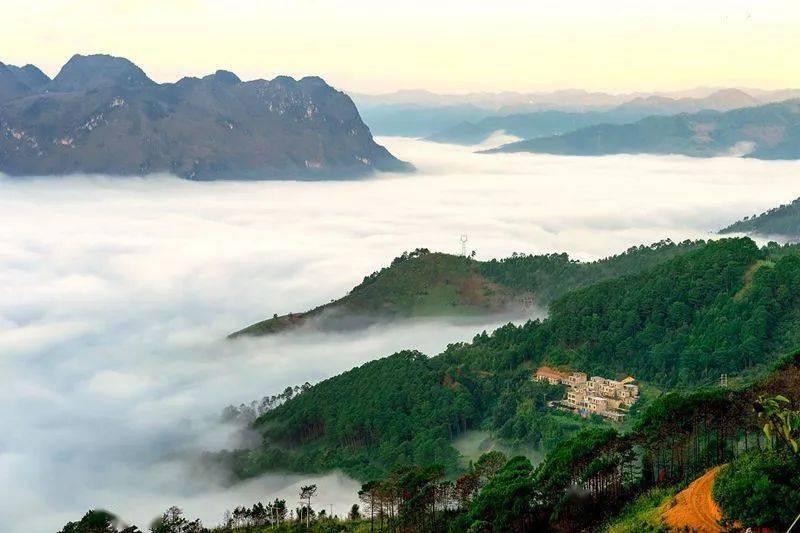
[721,196,800,239]
[477,238,705,303]
[221,238,800,482]
[62,354,800,532]
[348,353,800,532]
[232,239,704,336]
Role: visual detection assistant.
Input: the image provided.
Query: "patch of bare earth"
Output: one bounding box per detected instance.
[663,466,724,532]
[456,273,515,311]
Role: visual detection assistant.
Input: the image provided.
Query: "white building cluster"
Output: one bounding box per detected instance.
[534,366,639,422]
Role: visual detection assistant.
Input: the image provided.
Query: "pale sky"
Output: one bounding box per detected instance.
[3,0,799,94]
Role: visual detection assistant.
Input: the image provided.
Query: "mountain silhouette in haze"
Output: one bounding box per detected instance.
[356,87,800,139]
[427,89,766,145]
[484,99,800,159]
[0,54,411,179]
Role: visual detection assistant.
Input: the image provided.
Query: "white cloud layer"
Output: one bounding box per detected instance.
[2,138,799,531]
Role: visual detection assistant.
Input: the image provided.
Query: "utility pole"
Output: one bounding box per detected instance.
[460,234,468,256]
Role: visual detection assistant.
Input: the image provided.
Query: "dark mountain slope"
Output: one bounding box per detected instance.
[0,54,410,179]
[486,99,800,160]
[7,64,50,90]
[0,62,51,104]
[0,63,31,104]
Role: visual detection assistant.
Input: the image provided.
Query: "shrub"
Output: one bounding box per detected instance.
[713,450,800,528]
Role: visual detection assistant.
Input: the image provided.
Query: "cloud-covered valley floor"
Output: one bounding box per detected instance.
[2,137,799,531]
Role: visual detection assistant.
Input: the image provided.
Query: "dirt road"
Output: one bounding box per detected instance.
[663,466,724,532]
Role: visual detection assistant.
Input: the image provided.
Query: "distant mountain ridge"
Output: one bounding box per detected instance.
[427,108,656,146]
[357,103,491,138]
[427,89,766,145]
[620,88,760,115]
[355,87,797,139]
[0,54,410,179]
[353,87,798,111]
[484,99,800,160]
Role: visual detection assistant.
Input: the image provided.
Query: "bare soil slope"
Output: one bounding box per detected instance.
[663,466,724,532]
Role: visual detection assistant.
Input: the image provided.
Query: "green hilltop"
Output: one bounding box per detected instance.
[231,239,705,337]
[231,249,515,337]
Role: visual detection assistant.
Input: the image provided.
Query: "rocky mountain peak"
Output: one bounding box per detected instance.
[0,53,411,180]
[48,53,156,92]
[202,70,241,85]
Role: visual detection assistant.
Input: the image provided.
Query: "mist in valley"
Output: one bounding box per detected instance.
[2,137,799,532]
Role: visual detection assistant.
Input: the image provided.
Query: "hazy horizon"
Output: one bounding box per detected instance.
[9,51,799,100]
[8,57,800,100]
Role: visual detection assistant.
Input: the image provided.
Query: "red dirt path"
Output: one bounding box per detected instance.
[663,466,724,532]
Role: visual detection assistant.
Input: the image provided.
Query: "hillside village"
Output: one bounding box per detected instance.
[534,366,639,421]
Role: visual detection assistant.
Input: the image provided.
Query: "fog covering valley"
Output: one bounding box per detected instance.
[3,136,800,532]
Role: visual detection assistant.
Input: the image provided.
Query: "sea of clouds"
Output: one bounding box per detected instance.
[2,137,799,531]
